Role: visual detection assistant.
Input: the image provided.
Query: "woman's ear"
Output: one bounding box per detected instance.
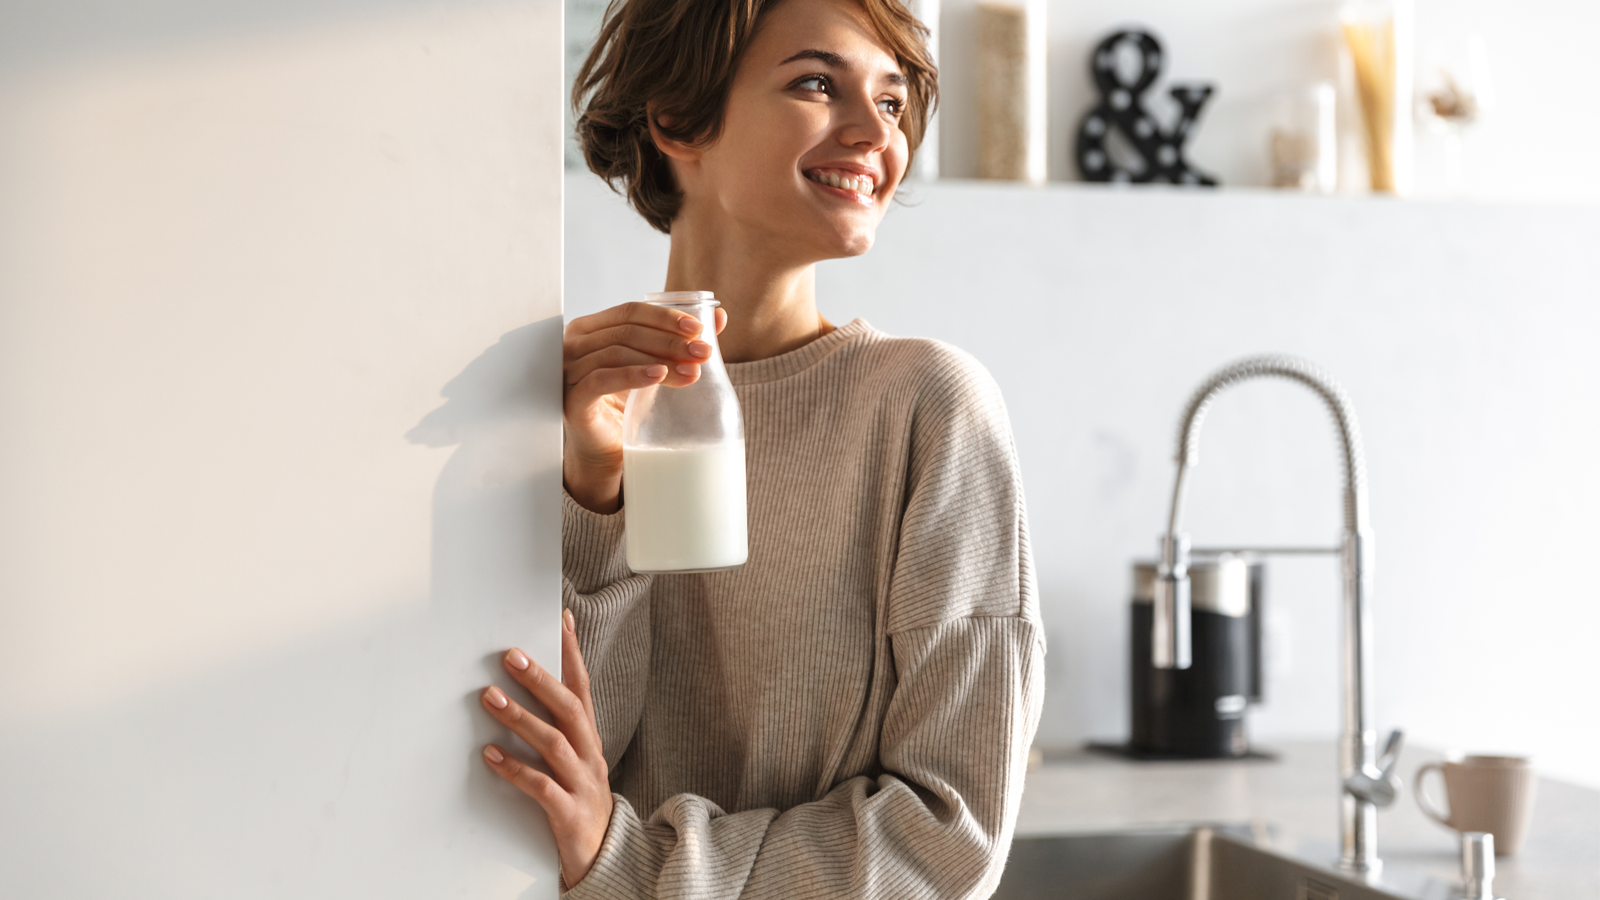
[646,103,702,164]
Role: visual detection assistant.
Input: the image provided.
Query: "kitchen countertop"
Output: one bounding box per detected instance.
[1015,741,1600,899]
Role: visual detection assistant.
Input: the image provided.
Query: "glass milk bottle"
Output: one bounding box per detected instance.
[621,292,748,573]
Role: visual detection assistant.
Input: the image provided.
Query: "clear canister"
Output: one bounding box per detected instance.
[620,292,748,573]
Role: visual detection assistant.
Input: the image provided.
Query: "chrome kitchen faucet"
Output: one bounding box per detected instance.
[1149,355,1404,875]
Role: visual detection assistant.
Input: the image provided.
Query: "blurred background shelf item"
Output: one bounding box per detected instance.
[907,0,942,181]
[975,0,1047,184]
[1415,10,1494,197]
[1073,28,1219,186]
[1341,0,1414,194]
[1268,83,1337,193]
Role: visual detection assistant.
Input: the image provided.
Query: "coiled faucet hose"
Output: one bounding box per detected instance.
[1166,354,1370,538]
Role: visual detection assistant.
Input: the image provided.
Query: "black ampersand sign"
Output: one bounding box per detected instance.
[1075,30,1218,186]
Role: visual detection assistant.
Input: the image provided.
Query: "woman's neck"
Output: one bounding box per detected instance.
[662,213,834,364]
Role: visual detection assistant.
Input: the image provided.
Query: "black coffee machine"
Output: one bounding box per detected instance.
[1129,555,1265,758]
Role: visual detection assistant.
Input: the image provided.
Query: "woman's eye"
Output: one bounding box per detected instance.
[878,97,906,116]
[795,75,830,94]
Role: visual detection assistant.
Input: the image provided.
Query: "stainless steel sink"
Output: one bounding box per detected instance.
[993,825,1454,900]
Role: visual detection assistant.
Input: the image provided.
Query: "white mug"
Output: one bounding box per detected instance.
[1415,755,1537,856]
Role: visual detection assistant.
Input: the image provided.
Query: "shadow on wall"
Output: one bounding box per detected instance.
[408,314,567,897]
[0,317,568,897]
[409,316,565,614]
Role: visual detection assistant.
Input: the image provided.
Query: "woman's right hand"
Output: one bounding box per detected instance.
[562,302,727,513]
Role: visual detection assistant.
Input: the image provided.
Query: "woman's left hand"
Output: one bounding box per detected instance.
[481,610,613,887]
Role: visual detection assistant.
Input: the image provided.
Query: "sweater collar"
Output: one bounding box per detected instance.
[724,318,873,386]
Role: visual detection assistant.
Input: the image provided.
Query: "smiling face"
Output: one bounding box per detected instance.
[672,0,911,261]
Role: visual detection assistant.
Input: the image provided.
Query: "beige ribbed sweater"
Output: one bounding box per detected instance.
[561,318,1045,899]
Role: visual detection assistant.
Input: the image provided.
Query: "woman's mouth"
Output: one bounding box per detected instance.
[805,168,876,204]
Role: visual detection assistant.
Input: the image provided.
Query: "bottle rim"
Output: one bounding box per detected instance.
[644,291,718,307]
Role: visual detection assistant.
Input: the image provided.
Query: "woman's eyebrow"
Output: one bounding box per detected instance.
[778,48,907,86]
[779,49,848,68]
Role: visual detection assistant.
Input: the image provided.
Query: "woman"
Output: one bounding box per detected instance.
[477,0,1044,894]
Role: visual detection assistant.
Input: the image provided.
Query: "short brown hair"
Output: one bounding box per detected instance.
[573,0,938,234]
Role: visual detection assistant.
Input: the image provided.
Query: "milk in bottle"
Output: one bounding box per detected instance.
[621,292,748,573]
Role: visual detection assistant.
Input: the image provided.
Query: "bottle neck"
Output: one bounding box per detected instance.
[645,297,725,372]
[688,302,720,351]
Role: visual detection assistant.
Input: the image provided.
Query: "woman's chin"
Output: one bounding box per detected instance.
[808,220,877,259]
[834,230,876,258]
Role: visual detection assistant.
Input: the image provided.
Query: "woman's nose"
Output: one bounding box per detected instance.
[838,94,894,152]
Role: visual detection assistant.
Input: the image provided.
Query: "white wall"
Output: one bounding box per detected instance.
[0,1,565,896]
[565,172,1600,789]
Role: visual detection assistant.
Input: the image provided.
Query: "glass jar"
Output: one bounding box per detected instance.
[620,292,748,573]
[1340,0,1414,194]
[1267,82,1337,193]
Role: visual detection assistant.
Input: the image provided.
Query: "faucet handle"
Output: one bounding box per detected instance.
[1376,728,1405,778]
[1460,831,1498,900]
[1345,728,1405,808]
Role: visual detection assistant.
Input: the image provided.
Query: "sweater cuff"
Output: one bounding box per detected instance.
[561,794,657,898]
[562,488,633,595]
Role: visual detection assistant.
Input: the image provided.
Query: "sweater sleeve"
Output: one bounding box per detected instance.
[563,344,1045,899]
[561,489,654,773]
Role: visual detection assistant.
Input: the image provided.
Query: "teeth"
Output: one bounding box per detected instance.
[811,171,875,195]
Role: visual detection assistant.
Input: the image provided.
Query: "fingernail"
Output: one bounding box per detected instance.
[644,364,667,379]
[676,363,697,376]
[687,341,711,359]
[506,648,530,670]
[563,609,575,633]
[677,317,700,334]
[484,686,508,709]
[484,745,505,764]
